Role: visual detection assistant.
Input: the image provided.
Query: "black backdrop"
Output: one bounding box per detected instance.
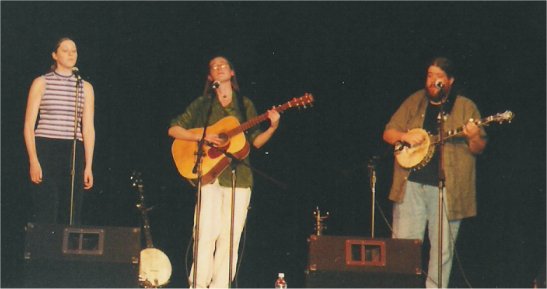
[2,1,545,288]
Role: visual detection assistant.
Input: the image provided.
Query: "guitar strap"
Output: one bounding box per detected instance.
[201,91,248,125]
[426,87,457,116]
[225,90,251,138]
[234,91,248,123]
[442,89,457,116]
[203,94,215,127]
[200,91,256,146]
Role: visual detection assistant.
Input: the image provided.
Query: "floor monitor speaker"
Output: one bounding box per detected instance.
[23,222,141,288]
[305,235,424,288]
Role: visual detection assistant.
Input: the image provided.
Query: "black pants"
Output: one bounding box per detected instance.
[30,137,85,225]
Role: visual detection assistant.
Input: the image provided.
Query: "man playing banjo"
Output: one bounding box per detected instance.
[383,56,487,288]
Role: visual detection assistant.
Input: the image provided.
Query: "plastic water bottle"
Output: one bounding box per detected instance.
[274,272,287,288]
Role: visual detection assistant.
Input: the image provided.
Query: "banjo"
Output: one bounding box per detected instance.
[394,110,514,170]
[131,171,172,288]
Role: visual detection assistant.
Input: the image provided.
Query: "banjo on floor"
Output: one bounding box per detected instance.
[131,171,172,288]
[394,110,514,171]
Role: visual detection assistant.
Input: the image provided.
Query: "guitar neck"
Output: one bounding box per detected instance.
[226,103,289,137]
[222,93,313,137]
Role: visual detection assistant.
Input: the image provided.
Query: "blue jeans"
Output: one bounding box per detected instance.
[392,181,461,288]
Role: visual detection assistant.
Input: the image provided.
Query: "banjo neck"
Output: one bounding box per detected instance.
[132,172,156,248]
[432,110,514,145]
[138,194,155,249]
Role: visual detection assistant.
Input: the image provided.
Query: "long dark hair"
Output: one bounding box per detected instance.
[201,56,240,97]
[49,37,75,72]
[202,56,248,122]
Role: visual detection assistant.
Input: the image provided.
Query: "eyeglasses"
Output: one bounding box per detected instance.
[210,64,229,71]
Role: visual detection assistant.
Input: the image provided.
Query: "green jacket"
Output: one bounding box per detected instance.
[170,93,262,188]
[385,89,487,220]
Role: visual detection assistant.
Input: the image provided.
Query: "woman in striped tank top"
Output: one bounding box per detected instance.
[23,37,95,225]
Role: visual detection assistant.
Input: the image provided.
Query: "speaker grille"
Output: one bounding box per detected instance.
[23,223,141,287]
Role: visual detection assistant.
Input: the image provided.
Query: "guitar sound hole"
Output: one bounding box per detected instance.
[218,133,229,146]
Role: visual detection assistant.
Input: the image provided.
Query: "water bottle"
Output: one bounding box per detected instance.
[274,272,287,288]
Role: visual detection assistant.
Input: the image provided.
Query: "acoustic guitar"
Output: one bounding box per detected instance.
[394,110,514,170]
[131,171,172,288]
[171,93,314,184]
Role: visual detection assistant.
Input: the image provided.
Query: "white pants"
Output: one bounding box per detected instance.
[393,181,461,288]
[189,180,251,288]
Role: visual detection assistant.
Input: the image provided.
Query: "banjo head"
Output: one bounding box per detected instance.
[395,128,432,169]
[139,248,172,287]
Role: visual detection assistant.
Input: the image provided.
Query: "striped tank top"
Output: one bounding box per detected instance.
[35,71,85,141]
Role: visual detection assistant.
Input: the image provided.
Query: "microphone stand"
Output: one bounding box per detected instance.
[367,156,379,238]
[191,96,214,288]
[191,88,286,287]
[436,89,447,288]
[69,73,82,226]
[210,149,243,288]
[228,157,237,288]
[204,144,285,288]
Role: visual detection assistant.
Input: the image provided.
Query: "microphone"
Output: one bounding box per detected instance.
[72,67,82,81]
[435,79,444,89]
[210,80,220,89]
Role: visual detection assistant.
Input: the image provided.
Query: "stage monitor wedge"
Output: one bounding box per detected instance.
[23,222,141,288]
[305,235,423,288]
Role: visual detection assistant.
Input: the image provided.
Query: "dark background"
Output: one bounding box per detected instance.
[2,1,545,288]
